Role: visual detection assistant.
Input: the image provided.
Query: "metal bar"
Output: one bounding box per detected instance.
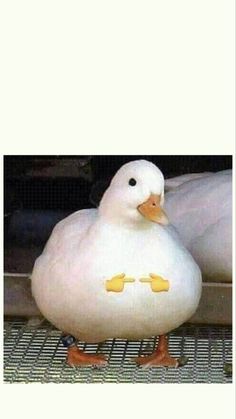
[4,319,232,384]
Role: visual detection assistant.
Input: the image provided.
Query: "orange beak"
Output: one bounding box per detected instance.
[137,194,169,225]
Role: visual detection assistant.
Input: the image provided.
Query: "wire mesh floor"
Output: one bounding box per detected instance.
[4,318,232,383]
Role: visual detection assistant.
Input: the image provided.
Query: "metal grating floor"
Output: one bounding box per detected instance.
[4,319,232,384]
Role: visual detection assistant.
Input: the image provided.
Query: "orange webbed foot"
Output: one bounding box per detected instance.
[134,335,187,368]
[67,346,107,367]
[134,352,179,368]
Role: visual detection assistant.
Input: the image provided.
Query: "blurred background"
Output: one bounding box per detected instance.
[4,155,232,274]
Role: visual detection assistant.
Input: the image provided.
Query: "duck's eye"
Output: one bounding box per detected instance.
[129,178,137,186]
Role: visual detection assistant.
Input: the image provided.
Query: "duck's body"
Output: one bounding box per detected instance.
[32,209,201,342]
[31,160,202,367]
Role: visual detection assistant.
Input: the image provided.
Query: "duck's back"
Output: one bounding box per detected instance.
[164,171,232,281]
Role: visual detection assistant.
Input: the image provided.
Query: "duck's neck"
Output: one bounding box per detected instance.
[97,211,157,232]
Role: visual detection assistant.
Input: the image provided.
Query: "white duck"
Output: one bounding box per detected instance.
[164,170,232,282]
[31,160,202,368]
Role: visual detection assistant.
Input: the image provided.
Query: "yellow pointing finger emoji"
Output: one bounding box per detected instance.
[140,273,169,292]
[105,273,135,292]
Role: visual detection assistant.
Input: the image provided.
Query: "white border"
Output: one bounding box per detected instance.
[1,0,235,418]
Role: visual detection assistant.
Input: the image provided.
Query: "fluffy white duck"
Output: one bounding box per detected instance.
[164,170,232,282]
[31,160,202,368]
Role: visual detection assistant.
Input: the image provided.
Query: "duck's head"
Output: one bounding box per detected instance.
[99,160,169,227]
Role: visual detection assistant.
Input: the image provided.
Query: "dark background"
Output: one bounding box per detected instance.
[4,155,232,273]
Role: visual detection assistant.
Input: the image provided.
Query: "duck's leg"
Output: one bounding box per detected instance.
[61,335,107,367]
[134,335,181,368]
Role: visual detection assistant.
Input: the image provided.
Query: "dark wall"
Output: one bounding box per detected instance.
[4,155,232,212]
[91,155,232,180]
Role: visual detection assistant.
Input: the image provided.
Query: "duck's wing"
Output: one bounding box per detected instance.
[42,208,98,256]
[189,215,232,281]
